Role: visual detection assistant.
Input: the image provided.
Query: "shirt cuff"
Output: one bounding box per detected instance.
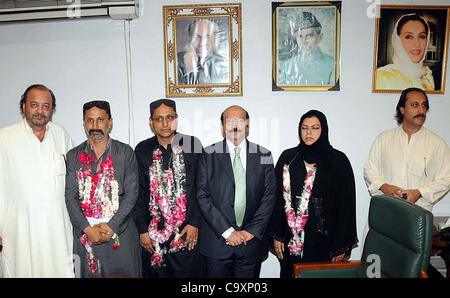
[417,186,432,204]
[222,227,235,240]
[369,179,386,196]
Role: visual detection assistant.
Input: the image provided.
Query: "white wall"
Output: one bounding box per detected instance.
[0,0,449,278]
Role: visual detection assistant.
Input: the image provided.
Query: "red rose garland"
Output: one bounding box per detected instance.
[77,152,120,274]
[282,164,316,257]
[148,145,187,267]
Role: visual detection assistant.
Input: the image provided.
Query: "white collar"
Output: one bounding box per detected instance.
[22,118,51,135]
[398,124,425,138]
[226,138,246,154]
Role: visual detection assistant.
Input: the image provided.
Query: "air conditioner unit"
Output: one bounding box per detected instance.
[0,0,139,23]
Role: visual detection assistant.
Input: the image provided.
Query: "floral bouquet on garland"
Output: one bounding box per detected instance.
[77,152,120,274]
[282,164,316,257]
[148,145,187,267]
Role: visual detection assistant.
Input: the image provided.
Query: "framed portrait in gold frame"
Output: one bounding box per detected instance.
[272,1,341,91]
[163,3,242,98]
[372,5,450,94]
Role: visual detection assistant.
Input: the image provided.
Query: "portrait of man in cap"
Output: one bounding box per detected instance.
[274,5,339,89]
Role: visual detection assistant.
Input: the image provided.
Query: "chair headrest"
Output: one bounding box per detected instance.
[369,195,433,254]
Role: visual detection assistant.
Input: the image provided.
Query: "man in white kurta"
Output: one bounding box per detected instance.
[364,126,450,211]
[0,85,74,277]
[364,88,450,211]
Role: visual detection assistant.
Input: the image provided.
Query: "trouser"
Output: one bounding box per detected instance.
[203,253,262,278]
[142,245,204,278]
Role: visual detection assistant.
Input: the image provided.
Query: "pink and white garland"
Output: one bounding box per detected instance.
[282,164,316,257]
[77,152,120,274]
[148,145,187,267]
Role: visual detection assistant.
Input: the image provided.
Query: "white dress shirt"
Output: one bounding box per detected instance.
[222,139,247,239]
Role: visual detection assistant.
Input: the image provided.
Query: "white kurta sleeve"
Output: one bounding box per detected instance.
[417,142,450,205]
[0,146,5,237]
[363,136,387,196]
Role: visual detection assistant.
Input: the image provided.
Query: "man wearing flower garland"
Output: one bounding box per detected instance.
[65,100,141,277]
[0,84,74,277]
[133,99,204,278]
[196,105,276,278]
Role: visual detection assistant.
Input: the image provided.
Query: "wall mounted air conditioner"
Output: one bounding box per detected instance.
[0,0,139,23]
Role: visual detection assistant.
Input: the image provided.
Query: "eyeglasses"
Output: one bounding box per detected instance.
[152,114,178,123]
[225,118,246,125]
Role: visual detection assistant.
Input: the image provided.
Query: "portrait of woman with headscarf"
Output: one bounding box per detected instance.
[269,110,358,278]
[375,14,435,91]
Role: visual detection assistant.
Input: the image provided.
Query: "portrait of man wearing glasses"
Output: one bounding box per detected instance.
[176,17,230,85]
[133,99,204,278]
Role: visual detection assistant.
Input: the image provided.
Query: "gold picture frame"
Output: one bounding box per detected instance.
[163,3,243,98]
[372,5,450,94]
[272,1,341,91]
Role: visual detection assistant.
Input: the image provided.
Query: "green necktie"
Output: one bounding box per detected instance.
[233,146,246,227]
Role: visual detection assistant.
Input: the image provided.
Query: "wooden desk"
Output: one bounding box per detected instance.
[431,234,450,278]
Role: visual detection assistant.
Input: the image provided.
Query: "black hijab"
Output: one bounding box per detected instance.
[297,110,333,164]
[270,110,357,264]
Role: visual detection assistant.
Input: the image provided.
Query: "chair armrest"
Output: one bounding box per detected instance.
[294,261,362,278]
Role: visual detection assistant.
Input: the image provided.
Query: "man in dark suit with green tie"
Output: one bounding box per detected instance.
[196,105,276,278]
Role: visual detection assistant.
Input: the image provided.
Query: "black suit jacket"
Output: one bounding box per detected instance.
[197,139,276,259]
[133,133,203,240]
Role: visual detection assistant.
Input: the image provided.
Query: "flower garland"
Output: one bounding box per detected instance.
[282,164,316,257]
[77,152,120,274]
[148,145,187,267]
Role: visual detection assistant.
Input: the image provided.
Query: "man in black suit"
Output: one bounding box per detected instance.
[197,105,276,278]
[133,99,203,277]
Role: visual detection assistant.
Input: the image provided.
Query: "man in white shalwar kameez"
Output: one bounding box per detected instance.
[0,84,74,277]
[363,87,450,278]
[364,87,450,211]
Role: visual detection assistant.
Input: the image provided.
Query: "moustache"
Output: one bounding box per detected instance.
[89,129,104,135]
[228,128,242,133]
[32,113,47,118]
[414,114,426,119]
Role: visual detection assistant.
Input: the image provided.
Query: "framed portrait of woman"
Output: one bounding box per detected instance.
[163,3,242,98]
[272,1,341,91]
[372,5,450,94]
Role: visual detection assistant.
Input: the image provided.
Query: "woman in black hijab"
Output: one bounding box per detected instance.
[270,110,358,278]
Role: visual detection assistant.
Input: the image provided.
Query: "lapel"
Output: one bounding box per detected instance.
[177,134,194,182]
[246,140,258,188]
[176,133,190,164]
[217,139,235,182]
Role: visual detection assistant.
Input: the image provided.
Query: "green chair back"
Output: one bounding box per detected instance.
[360,195,433,278]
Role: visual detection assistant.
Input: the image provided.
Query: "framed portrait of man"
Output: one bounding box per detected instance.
[372,5,450,94]
[272,1,341,91]
[163,3,243,98]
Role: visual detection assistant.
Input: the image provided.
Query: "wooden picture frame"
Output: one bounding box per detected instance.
[272,1,341,91]
[163,3,242,98]
[372,5,450,94]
